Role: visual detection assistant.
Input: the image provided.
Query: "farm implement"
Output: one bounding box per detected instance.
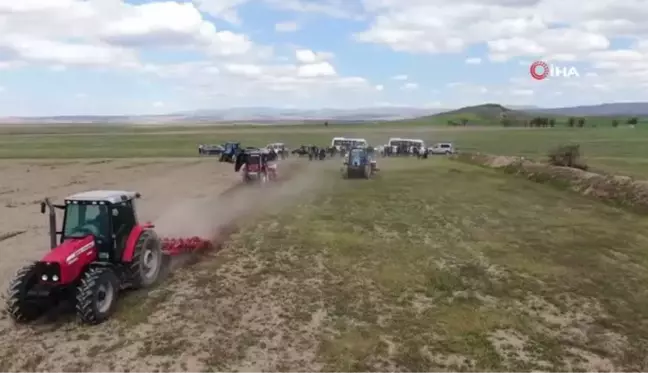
[5,190,213,325]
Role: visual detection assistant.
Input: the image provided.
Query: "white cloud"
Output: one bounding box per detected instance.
[375,84,384,91]
[0,0,257,68]
[402,82,418,90]
[153,101,164,107]
[297,62,336,77]
[275,21,299,32]
[263,0,360,19]
[354,0,645,62]
[392,74,408,80]
[224,63,261,76]
[295,49,333,63]
[0,0,379,110]
[465,57,481,64]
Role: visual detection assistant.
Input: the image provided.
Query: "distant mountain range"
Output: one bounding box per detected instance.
[1,102,647,124]
[0,107,442,125]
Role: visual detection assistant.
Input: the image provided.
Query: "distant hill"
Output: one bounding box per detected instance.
[404,103,533,125]
[527,102,648,116]
[1,102,646,125]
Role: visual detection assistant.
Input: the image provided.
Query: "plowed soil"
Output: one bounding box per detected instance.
[0,158,320,371]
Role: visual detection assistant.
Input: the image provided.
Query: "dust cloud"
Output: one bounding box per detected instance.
[152,158,335,241]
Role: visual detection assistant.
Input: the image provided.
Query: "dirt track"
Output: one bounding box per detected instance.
[0,157,328,371]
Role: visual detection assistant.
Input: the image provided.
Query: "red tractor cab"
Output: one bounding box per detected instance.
[234,150,276,183]
[6,190,164,325]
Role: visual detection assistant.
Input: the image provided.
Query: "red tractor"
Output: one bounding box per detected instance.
[234,149,277,183]
[5,190,165,325]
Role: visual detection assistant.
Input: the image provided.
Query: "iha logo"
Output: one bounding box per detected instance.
[530,61,580,80]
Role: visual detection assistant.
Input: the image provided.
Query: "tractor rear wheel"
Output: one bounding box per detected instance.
[75,267,119,325]
[130,230,163,289]
[5,262,45,323]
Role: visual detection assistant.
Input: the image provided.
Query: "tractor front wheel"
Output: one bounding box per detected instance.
[130,230,163,289]
[75,267,119,325]
[5,262,45,323]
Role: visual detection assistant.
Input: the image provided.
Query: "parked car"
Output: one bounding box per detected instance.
[429,142,455,155]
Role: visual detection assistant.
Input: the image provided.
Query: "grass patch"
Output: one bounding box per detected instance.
[191,158,648,371]
[1,126,648,178]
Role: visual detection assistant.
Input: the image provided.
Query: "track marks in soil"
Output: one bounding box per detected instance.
[0,157,333,372]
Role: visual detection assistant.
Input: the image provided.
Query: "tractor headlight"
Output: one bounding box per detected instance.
[41,274,48,281]
[52,275,59,281]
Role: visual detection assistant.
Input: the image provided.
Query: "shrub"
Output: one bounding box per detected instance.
[548,144,588,170]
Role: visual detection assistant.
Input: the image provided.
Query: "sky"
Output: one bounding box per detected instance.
[0,0,647,115]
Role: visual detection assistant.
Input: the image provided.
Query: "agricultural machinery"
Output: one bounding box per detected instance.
[235,149,276,183]
[342,147,378,179]
[5,190,212,325]
[219,142,241,163]
[198,144,224,156]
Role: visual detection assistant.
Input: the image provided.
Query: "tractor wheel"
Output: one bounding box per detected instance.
[129,230,163,289]
[5,262,45,323]
[75,267,119,325]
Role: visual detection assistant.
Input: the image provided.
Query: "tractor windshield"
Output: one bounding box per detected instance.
[349,149,366,165]
[63,204,109,239]
[247,154,261,165]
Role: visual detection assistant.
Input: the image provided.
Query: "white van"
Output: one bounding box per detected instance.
[331,137,368,149]
[387,138,425,153]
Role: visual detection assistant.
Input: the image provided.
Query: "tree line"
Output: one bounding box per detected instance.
[447,116,641,127]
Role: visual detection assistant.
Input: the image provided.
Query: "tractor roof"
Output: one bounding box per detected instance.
[65,190,140,204]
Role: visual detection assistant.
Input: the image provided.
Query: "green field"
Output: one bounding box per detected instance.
[3,123,648,370]
[177,158,648,370]
[2,125,648,178]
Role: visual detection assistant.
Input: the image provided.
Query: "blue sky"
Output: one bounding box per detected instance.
[0,0,646,115]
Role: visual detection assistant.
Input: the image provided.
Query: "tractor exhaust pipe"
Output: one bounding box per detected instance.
[40,198,57,249]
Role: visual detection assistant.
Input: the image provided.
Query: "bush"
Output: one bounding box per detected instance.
[548,144,588,170]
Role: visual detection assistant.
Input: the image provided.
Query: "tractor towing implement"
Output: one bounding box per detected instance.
[234,149,277,184]
[5,190,212,325]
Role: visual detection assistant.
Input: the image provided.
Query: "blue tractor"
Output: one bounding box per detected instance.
[342,147,378,179]
[219,142,241,163]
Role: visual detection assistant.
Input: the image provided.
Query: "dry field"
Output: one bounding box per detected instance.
[0,157,332,371]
